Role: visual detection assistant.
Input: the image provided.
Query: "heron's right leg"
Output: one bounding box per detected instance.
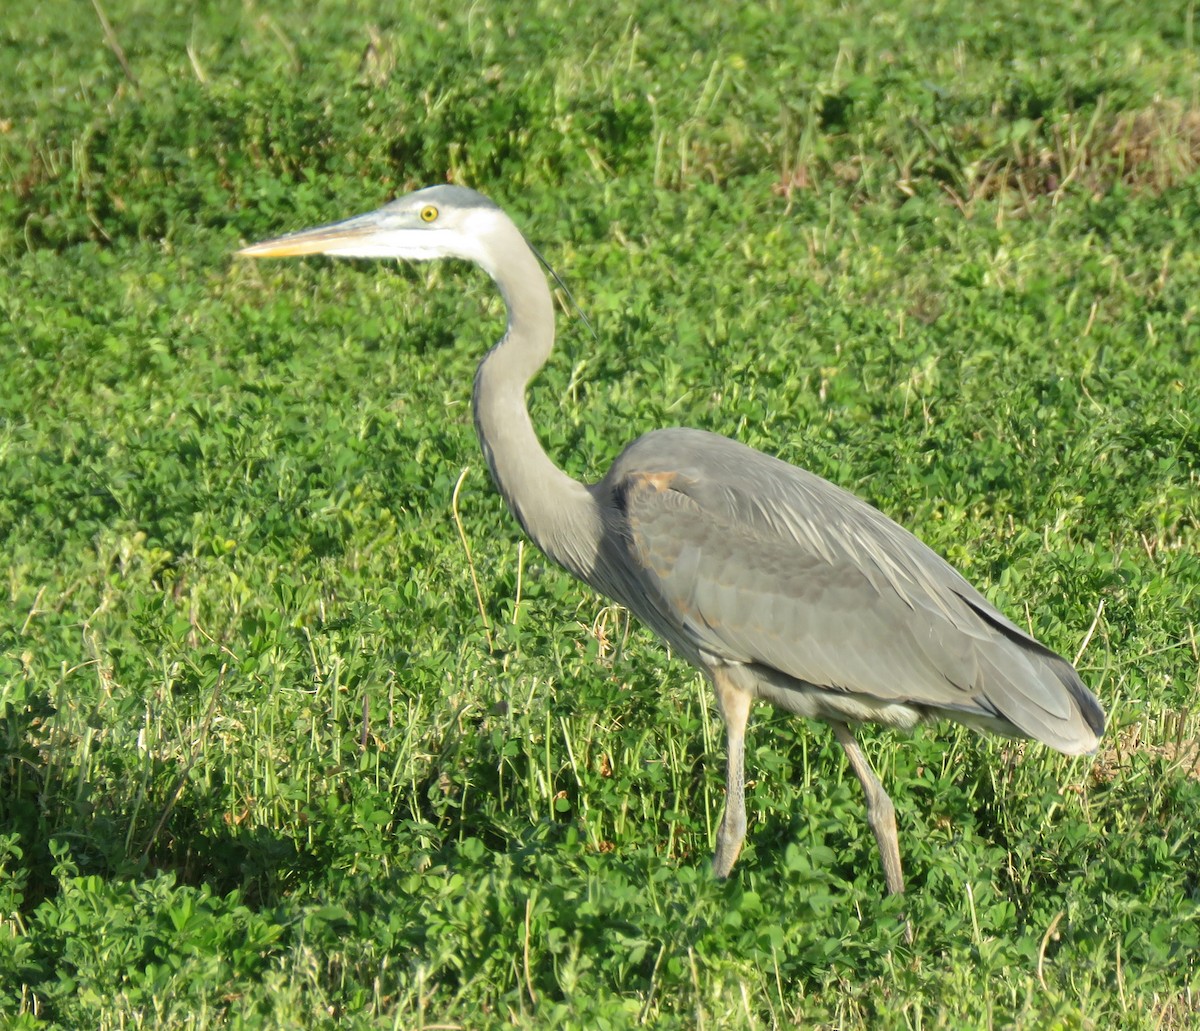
[829,720,905,896]
[711,670,753,878]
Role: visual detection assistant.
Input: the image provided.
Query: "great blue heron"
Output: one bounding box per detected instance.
[239,184,1104,894]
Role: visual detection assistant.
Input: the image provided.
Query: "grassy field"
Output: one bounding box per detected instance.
[2,0,1199,1026]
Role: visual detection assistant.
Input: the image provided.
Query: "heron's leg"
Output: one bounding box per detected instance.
[711,670,753,878]
[829,720,905,896]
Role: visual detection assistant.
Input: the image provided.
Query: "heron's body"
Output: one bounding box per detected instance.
[240,184,1104,893]
[590,428,1097,744]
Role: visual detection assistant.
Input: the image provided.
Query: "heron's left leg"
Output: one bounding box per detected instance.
[830,720,905,896]
[711,669,753,878]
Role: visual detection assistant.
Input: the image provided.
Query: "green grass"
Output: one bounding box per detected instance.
[2,0,1199,1027]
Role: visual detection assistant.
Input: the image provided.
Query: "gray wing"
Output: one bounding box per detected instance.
[597,428,1102,754]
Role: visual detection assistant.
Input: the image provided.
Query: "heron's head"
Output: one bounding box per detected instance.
[237,185,511,271]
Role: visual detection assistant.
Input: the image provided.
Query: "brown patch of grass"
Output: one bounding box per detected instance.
[775,101,1200,214]
[1091,713,1200,785]
[977,101,1200,211]
[1109,103,1200,185]
[1147,990,1200,1031]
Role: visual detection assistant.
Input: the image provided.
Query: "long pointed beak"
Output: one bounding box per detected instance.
[237,211,386,258]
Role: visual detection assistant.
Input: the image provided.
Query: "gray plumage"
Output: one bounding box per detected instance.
[240,184,1105,894]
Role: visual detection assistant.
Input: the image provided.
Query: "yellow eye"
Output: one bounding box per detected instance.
[420,205,439,223]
